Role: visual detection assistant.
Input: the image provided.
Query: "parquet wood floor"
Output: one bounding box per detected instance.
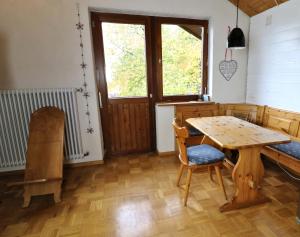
[0,154,299,237]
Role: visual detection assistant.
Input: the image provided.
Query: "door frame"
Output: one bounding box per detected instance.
[90,12,156,157]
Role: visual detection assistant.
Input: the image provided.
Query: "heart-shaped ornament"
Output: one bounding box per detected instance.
[219,60,238,81]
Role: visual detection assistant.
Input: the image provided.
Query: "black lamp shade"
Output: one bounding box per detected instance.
[227,27,245,49]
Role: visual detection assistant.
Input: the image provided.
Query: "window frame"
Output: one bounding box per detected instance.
[153,17,209,102]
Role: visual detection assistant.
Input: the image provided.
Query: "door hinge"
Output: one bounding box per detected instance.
[92,21,95,28]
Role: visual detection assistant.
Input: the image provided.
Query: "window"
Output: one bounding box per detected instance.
[155,18,208,101]
[102,23,148,98]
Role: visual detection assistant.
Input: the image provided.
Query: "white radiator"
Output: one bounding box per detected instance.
[0,88,84,171]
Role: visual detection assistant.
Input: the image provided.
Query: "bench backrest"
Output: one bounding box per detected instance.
[175,102,300,139]
[263,106,300,137]
[175,103,220,127]
[219,103,265,125]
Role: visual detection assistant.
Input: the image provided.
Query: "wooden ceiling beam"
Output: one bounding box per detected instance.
[228,0,289,17]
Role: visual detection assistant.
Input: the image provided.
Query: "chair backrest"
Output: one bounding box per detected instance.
[25,107,65,181]
[172,120,189,165]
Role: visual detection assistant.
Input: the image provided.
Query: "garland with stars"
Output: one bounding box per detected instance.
[76,3,94,134]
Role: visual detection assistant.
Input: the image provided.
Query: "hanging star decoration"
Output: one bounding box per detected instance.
[76,3,94,134]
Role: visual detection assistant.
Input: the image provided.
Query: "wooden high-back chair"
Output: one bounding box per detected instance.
[173,120,227,206]
[10,107,65,207]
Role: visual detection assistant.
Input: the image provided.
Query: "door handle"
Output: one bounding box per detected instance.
[98,91,103,109]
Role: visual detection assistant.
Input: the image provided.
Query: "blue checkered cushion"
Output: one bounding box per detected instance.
[187,144,225,165]
[188,126,203,137]
[270,141,300,160]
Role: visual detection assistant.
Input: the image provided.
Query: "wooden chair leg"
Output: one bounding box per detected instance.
[54,190,61,203]
[23,193,31,208]
[176,164,185,187]
[208,166,214,182]
[184,168,193,206]
[214,165,228,200]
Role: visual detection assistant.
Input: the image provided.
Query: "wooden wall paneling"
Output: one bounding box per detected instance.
[107,99,151,155]
[134,104,141,151]
[139,103,145,150]
[144,103,151,150]
[124,103,130,151]
[114,104,121,152]
[246,1,300,110]
[129,104,136,151]
[228,0,289,17]
[108,105,114,152]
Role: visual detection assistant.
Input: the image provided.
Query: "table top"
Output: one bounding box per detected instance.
[186,116,291,149]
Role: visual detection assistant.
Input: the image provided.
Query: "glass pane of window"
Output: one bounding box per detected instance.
[102,23,147,98]
[161,24,203,96]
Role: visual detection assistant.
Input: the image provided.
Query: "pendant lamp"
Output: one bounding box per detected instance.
[227,0,245,49]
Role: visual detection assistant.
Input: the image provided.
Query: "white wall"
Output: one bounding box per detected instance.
[246,0,300,112]
[0,0,250,157]
[155,105,175,153]
[0,0,104,163]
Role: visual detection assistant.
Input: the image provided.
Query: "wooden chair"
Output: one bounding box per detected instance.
[173,120,227,206]
[9,107,65,207]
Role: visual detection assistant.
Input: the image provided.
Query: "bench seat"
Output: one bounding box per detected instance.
[270,141,300,160]
[262,144,300,174]
[188,126,203,137]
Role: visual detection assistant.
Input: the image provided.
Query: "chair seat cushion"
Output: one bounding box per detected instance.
[188,126,203,137]
[270,141,300,160]
[187,144,225,165]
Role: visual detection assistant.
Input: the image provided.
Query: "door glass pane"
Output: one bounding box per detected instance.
[102,23,147,98]
[161,24,203,96]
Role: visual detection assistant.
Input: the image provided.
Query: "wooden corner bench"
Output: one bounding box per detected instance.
[174,102,300,220]
[260,106,300,174]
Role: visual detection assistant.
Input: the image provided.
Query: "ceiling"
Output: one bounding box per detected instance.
[228,0,289,17]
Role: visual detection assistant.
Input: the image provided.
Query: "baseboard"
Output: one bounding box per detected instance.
[64,160,104,168]
[157,151,176,157]
[0,169,25,177]
[0,160,104,176]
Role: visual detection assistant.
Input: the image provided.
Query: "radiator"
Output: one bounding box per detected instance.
[0,88,84,171]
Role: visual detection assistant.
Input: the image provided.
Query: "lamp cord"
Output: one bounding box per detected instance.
[236,0,240,28]
[277,161,300,181]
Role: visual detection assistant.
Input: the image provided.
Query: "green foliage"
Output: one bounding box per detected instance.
[102,23,202,98]
[162,25,202,96]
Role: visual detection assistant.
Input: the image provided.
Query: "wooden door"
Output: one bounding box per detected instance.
[91,13,155,156]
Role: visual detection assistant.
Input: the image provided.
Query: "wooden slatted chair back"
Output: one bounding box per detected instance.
[172,120,189,165]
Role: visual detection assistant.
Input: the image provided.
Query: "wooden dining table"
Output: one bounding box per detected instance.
[186,116,291,212]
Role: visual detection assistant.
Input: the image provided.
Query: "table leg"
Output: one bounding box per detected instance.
[220,147,270,212]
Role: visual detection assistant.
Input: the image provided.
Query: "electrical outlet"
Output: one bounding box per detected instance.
[266,15,272,26]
